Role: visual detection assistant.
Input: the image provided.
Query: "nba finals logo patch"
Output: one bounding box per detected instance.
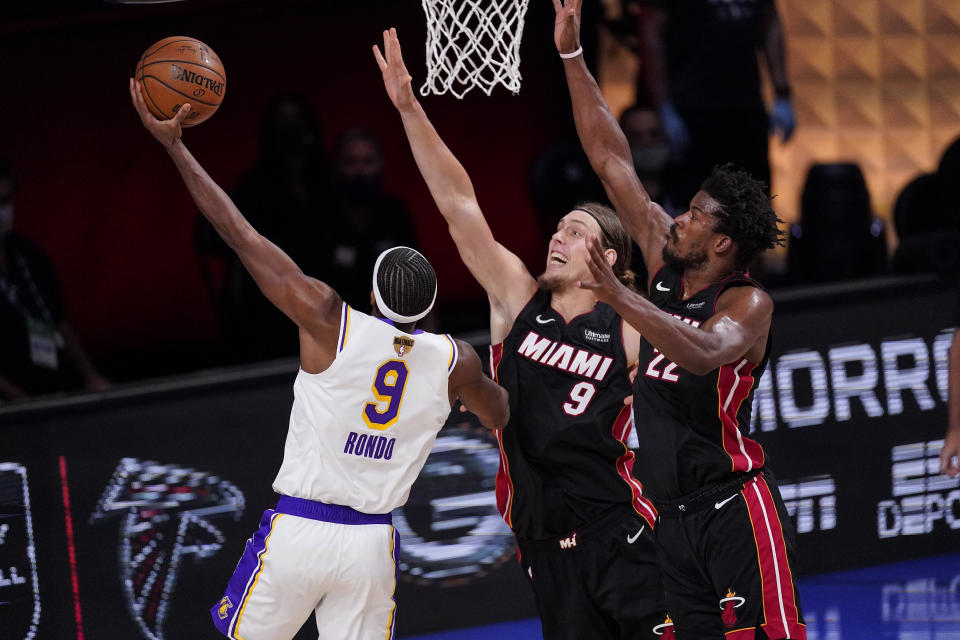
[217,596,233,620]
[653,614,675,638]
[720,589,746,628]
[394,336,415,357]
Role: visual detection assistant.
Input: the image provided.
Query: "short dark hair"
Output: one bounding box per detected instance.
[700,164,785,269]
[574,201,635,289]
[0,159,12,184]
[375,247,437,319]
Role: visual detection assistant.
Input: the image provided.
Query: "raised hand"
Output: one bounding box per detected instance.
[579,234,626,306]
[941,431,960,477]
[128,78,190,148]
[373,28,416,110]
[552,0,582,56]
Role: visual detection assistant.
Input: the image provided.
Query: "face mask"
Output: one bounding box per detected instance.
[631,144,671,175]
[0,203,12,238]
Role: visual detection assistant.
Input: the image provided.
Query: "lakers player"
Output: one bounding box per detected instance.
[556,1,806,637]
[129,79,509,640]
[376,29,666,639]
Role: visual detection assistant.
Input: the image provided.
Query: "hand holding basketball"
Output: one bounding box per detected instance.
[135,37,226,127]
[129,78,190,147]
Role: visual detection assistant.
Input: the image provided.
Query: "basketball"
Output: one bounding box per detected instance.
[135,36,226,127]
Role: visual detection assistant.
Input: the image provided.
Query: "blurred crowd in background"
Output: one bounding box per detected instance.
[2,0,959,404]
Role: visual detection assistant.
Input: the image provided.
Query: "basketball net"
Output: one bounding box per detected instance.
[420,0,531,99]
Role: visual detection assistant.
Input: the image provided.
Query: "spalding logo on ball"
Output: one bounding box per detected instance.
[136,36,226,126]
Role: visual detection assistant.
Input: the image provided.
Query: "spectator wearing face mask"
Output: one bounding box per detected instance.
[619,102,675,215]
[326,128,419,310]
[195,92,337,363]
[0,159,110,402]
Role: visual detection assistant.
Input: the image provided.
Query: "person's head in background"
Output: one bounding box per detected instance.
[619,103,670,205]
[258,92,323,178]
[333,128,385,202]
[0,160,14,240]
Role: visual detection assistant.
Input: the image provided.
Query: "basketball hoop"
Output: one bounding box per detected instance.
[420,0,531,99]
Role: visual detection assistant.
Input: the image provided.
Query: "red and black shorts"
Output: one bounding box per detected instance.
[516,506,668,640]
[653,468,807,640]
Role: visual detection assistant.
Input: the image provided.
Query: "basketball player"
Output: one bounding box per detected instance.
[375,29,666,639]
[129,79,509,640]
[554,1,807,638]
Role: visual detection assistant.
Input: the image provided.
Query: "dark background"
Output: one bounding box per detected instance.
[0,0,570,379]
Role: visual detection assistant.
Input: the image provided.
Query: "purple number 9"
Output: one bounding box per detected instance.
[363,360,409,430]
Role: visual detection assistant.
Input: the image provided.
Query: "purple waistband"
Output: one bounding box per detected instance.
[276,495,392,525]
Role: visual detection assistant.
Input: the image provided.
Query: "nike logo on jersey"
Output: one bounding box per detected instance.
[627,525,645,544]
[655,281,670,292]
[535,315,555,324]
[715,494,738,510]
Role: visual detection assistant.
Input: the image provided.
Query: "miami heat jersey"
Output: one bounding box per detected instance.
[491,289,656,539]
[633,264,771,500]
[272,304,457,514]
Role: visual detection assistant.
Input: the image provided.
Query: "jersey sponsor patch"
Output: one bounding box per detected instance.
[583,329,611,344]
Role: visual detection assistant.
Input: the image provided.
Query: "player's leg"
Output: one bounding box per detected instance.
[653,510,725,639]
[702,470,806,640]
[517,538,616,639]
[587,512,668,639]
[211,511,325,640]
[313,524,400,640]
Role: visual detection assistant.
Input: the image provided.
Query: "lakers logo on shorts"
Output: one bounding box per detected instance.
[217,595,233,620]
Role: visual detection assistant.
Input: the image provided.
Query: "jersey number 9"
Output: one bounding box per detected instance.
[363,360,410,430]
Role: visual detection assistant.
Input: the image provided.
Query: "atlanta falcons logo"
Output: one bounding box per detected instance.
[89,458,245,640]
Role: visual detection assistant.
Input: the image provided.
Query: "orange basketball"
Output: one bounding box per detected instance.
[135,36,226,127]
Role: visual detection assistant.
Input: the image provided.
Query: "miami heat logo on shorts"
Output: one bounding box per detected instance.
[652,614,675,638]
[720,589,746,628]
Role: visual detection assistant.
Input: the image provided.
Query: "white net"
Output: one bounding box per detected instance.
[420,0,531,99]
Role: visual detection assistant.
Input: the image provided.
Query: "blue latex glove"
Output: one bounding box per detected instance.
[770,97,796,142]
[658,101,690,158]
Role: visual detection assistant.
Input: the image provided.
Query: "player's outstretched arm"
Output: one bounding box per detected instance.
[128,79,340,343]
[448,339,509,430]
[374,28,535,338]
[581,236,771,374]
[553,0,672,280]
[942,329,960,476]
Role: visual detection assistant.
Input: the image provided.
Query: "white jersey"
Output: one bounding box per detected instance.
[272,304,458,514]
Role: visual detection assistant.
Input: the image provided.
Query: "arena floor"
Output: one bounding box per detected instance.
[406,551,960,639]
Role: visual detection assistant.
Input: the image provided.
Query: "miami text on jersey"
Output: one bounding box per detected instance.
[516,331,614,381]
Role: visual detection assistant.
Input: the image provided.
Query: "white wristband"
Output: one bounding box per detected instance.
[559,46,583,60]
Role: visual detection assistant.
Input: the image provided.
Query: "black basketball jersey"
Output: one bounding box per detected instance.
[633,264,771,501]
[490,289,657,540]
